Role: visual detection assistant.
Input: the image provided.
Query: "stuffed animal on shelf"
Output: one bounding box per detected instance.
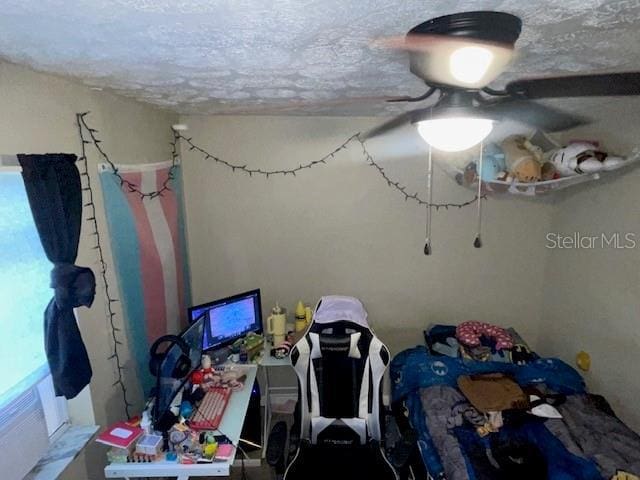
[456,161,478,187]
[540,161,560,181]
[501,135,543,182]
[466,143,507,182]
[547,142,625,176]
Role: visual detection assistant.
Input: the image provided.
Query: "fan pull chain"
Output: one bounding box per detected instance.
[424,144,433,255]
[474,141,484,249]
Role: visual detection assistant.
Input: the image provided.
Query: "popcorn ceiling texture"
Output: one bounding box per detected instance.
[1,0,639,116]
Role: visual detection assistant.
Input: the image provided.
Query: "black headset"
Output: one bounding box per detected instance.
[148,334,192,379]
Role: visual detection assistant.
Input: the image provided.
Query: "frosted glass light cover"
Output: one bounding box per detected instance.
[416,117,493,152]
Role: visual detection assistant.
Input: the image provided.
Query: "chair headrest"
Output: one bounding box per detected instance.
[313,296,369,329]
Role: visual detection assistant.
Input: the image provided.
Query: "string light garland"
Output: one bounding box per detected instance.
[78,112,482,210]
[355,134,483,210]
[78,112,178,200]
[175,131,358,178]
[76,112,134,419]
[74,112,486,416]
[175,131,483,210]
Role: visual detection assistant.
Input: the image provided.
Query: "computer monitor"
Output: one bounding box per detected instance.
[188,289,263,352]
[153,315,205,430]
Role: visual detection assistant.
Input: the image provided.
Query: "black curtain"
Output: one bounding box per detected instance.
[18,153,95,399]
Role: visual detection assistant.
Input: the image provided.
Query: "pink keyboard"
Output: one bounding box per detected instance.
[190,387,232,431]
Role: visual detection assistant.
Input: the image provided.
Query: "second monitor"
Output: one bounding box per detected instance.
[188,288,263,352]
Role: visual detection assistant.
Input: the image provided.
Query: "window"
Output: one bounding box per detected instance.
[0,167,51,401]
[0,159,68,434]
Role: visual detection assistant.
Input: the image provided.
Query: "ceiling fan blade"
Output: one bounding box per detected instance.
[361,110,427,140]
[506,72,640,99]
[202,95,406,115]
[479,99,590,132]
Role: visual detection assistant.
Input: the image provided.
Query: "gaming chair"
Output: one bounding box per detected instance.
[267,296,415,480]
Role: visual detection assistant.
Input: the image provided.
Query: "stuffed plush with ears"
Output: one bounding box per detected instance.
[547,142,625,176]
[458,136,558,184]
[500,135,543,182]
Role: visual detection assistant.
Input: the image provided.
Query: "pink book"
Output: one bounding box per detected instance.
[96,421,143,449]
[214,444,235,461]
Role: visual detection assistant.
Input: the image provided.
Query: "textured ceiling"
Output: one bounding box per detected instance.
[1,0,640,116]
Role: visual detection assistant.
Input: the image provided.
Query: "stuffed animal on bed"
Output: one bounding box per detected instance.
[547,142,625,176]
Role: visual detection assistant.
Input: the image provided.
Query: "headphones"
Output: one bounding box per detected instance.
[148,335,192,379]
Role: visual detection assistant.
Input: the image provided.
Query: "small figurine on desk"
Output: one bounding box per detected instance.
[190,354,216,387]
[201,431,218,459]
[201,354,215,382]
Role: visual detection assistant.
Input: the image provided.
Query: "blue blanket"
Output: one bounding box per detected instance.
[390,347,599,480]
[391,346,585,403]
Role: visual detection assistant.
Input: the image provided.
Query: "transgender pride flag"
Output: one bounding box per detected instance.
[99,160,191,394]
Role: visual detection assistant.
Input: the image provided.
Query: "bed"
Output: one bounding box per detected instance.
[390,324,640,480]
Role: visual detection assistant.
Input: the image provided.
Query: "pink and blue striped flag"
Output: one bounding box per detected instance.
[99,161,191,394]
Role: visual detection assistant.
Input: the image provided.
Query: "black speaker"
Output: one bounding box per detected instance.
[241,379,262,451]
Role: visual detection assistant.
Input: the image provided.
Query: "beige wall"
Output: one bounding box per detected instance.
[179,115,555,354]
[180,113,639,432]
[3,57,637,479]
[0,61,177,478]
[539,99,640,431]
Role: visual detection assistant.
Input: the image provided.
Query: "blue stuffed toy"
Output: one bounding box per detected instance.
[475,143,506,182]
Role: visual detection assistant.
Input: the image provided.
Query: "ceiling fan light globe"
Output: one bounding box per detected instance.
[416,117,493,152]
[407,11,521,88]
[409,39,514,88]
[449,45,494,84]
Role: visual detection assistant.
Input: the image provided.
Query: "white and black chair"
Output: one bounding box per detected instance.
[267,296,416,479]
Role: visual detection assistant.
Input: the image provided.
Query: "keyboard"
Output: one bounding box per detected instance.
[190,387,232,431]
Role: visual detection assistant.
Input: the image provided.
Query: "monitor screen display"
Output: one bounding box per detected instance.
[188,289,262,351]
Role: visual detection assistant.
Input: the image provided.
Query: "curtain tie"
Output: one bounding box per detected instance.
[51,263,96,309]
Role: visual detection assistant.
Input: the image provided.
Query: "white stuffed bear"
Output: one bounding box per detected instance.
[548,142,625,177]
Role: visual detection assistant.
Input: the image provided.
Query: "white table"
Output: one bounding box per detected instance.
[104,365,257,480]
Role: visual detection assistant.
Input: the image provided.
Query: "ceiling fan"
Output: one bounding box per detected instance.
[364,10,640,152]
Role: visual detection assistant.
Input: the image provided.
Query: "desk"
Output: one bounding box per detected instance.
[258,343,297,458]
[104,365,257,480]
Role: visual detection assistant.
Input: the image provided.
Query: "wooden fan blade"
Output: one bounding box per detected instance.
[506,72,640,99]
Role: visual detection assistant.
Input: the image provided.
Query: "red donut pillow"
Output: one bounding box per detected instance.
[456,321,513,350]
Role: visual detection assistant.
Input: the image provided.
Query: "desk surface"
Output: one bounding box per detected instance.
[104,364,257,479]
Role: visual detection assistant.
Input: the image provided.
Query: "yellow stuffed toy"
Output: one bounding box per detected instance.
[501,135,543,183]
